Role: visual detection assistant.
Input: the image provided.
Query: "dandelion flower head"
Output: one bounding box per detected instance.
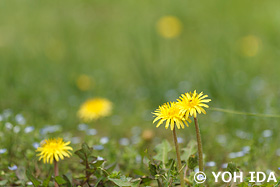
[177,90,211,118]
[36,138,72,164]
[156,16,182,39]
[153,102,191,131]
[78,98,112,122]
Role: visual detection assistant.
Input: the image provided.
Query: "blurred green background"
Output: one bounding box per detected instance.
[1,0,280,172]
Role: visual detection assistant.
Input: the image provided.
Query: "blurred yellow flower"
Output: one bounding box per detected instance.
[239,35,261,57]
[177,90,211,118]
[156,16,182,39]
[78,98,112,122]
[142,129,154,141]
[36,138,72,164]
[76,74,93,91]
[153,102,191,131]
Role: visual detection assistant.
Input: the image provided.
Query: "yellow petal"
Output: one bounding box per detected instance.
[54,153,59,162]
[201,99,211,103]
[197,92,203,98]
[201,108,206,114]
[156,119,165,128]
[195,106,201,114]
[198,103,209,108]
[153,116,161,123]
[170,123,174,131]
[199,95,208,99]
[50,156,54,164]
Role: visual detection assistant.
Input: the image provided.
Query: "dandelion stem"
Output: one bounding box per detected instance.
[172,128,185,187]
[194,117,203,171]
[54,160,59,187]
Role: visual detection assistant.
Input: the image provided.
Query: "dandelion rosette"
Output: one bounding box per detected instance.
[78,98,112,122]
[36,138,73,164]
[177,90,211,118]
[153,102,191,130]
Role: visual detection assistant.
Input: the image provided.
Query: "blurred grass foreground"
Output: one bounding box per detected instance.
[0,0,280,186]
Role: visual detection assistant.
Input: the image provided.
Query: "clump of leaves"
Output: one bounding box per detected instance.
[226,162,240,174]
[144,140,182,187]
[74,142,108,186]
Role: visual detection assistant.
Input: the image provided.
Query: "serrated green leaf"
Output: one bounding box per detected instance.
[0,180,8,185]
[82,142,92,156]
[42,174,52,187]
[74,149,86,161]
[26,170,41,187]
[154,139,172,165]
[108,176,141,187]
[62,175,72,187]
[148,162,157,176]
[55,176,67,185]
[181,140,197,162]
[108,177,132,186]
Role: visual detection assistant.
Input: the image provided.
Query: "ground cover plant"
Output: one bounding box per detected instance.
[1,0,280,186]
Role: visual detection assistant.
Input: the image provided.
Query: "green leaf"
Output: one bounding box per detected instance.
[90,160,105,168]
[82,142,92,156]
[274,180,280,187]
[26,170,41,187]
[74,149,86,161]
[88,156,98,163]
[42,174,52,187]
[0,180,8,186]
[227,162,240,174]
[108,171,121,178]
[108,176,141,187]
[94,177,104,187]
[154,139,172,165]
[62,175,72,187]
[149,162,158,176]
[140,176,153,185]
[75,143,94,162]
[130,178,141,187]
[181,140,197,162]
[108,177,132,186]
[187,154,198,170]
[55,176,67,185]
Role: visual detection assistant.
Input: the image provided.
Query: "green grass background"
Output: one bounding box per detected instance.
[1,0,280,172]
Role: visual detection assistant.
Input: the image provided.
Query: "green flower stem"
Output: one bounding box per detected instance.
[54,160,59,187]
[194,117,203,171]
[172,128,185,187]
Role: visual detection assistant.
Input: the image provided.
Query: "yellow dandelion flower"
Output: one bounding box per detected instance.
[239,35,261,57]
[153,102,191,131]
[156,16,182,39]
[78,98,112,122]
[36,138,72,164]
[76,74,93,91]
[177,90,211,118]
